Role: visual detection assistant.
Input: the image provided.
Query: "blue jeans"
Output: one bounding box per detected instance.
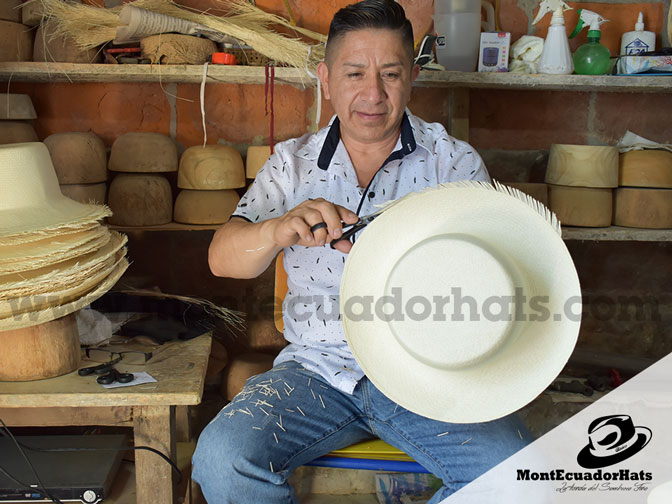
[192,361,530,503]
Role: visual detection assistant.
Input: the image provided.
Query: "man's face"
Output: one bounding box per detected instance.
[317,28,420,146]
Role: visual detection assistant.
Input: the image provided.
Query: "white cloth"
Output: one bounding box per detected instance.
[231,111,491,394]
[616,129,672,153]
[509,35,544,74]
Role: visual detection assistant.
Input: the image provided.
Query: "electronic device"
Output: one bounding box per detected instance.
[0,434,127,503]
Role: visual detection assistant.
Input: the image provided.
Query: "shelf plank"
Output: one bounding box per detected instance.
[416,71,672,92]
[110,222,220,232]
[1,62,670,92]
[109,222,672,241]
[562,226,672,241]
[0,62,313,87]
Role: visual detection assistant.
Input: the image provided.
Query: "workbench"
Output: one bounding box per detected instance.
[0,332,212,504]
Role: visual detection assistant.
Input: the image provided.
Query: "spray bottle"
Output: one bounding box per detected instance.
[569,9,611,75]
[533,0,573,74]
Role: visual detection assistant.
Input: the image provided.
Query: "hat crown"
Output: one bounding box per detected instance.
[0,142,62,211]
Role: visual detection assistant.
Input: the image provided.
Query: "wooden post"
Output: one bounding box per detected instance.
[134,405,176,504]
[175,405,191,442]
[448,87,470,142]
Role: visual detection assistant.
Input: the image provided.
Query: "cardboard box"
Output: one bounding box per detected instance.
[478,32,511,72]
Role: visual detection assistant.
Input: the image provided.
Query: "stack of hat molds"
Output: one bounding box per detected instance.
[0,1,33,62]
[615,150,672,229]
[174,145,245,225]
[245,145,271,190]
[0,93,39,145]
[545,144,618,227]
[44,132,108,204]
[107,132,177,226]
[502,182,549,206]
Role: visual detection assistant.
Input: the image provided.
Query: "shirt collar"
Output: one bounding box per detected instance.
[317,112,419,171]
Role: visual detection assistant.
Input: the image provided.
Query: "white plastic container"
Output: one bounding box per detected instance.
[434,0,495,72]
[618,12,655,73]
[538,7,573,74]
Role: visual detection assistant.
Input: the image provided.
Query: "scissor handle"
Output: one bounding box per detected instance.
[96,370,116,385]
[116,371,135,383]
[96,368,135,385]
[330,222,365,249]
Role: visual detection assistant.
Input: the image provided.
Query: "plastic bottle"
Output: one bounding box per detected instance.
[569,9,611,75]
[617,12,656,73]
[532,0,573,74]
[433,0,495,72]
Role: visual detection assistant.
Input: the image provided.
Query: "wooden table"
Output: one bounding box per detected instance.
[0,333,212,504]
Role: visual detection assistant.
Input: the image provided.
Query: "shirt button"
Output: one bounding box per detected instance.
[368,191,375,199]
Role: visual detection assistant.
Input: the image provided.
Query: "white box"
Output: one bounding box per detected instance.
[478,32,511,72]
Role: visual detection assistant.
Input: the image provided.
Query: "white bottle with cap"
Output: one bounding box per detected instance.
[618,12,656,73]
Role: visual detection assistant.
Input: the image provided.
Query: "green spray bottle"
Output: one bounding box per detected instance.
[569,9,611,75]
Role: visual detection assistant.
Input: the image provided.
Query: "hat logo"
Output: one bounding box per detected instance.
[577,415,652,469]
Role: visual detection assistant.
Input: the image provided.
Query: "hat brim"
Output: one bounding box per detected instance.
[0,231,126,299]
[577,428,652,469]
[0,222,101,246]
[0,256,128,331]
[0,196,111,239]
[0,226,110,275]
[341,182,582,423]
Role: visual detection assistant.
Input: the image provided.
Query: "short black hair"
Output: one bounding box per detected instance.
[325,0,414,64]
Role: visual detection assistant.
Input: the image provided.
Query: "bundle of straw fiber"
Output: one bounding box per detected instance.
[0,142,128,331]
[37,0,326,75]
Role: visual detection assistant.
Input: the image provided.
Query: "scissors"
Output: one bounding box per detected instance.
[96,368,135,385]
[78,356,134,385]
[309,208,386,249]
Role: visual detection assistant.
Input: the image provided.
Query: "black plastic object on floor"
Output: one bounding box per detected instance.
[0,434,128,503]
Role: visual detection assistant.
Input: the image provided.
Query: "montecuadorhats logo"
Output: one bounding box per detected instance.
[577,414,652,469]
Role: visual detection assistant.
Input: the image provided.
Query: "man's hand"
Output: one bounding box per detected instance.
[267,198,359,253]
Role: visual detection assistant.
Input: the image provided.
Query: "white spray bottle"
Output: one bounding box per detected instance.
[533,0,573,74]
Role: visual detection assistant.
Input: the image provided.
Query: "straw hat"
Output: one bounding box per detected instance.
[0,142,128,331]
[341,181,582,423]
[0,142,110,238]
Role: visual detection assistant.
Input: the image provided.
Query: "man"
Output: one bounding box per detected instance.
[193,1,529,502]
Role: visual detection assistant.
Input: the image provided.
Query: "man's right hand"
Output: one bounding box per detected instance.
[267,198,359,253]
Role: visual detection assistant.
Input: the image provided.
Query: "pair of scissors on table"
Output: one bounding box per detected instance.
[78,357,134,385]
[309,207,386,249]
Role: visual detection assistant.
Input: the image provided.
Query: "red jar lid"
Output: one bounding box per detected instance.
[211,52,237,65]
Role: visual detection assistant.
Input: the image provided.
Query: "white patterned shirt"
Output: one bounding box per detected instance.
[231,111,490,394]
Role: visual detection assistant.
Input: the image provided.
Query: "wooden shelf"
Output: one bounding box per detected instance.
[561,226,672,241]
[110,222,220,232]
[1,62,670,92]
[109,222,672,241]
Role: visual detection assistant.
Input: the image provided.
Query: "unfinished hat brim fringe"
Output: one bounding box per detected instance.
[341,180,581,423]
[0,247,126,319]
[0,226,111,275]
[0,231,127,299]
[0,222,101,246]
[0,142,111,238]
[0,257,129,331]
